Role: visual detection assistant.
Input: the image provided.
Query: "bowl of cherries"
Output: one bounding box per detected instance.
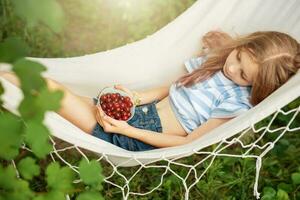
[97,86,135,121]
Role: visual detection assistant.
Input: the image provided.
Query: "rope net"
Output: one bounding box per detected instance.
[13,97,300,199]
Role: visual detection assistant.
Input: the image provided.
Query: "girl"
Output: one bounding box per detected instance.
[1,31,299,151]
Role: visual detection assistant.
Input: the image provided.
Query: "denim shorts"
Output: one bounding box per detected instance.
[90,97,163,151]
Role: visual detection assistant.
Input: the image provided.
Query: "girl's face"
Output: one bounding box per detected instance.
[223,49,259,86]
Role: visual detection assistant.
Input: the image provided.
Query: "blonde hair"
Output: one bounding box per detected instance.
[175,31,300,106]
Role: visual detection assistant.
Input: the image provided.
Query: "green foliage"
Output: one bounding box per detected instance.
[276,189,290,200]
[0,0,197,57]
[79,159,104,190]
[261,185,293,200]
[76,191,104,200]
[0,112,23,160]
[0,37,29,63]
[0,78,3,106]
[0,0,104,199]
[261,187,277,200]
[11,0,65,33]
[46,162,75,192]
[13,58,47,94]
[291,173,300,185]
[17,157,40,180]
[0,165,34,200]
[32,191,65,200]
[24,120,53,158]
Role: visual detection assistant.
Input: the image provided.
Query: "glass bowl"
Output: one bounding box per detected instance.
[96,86,135,121]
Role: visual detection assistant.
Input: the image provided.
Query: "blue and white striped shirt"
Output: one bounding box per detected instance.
[168,56,253,133]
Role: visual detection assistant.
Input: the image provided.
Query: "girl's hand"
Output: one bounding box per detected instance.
[114,84,134,99]
[202,30,233,50]
[114,84,141,106]
[95,105,132,134]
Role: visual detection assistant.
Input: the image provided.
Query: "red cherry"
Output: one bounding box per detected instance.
[124,96,130,102]
[125,107,130,112]
[111,93,117,99]
[101,104,107,110]
[127,101,133,107]
[107,103,112,109]
[120,103,125,109]
[115,112,121,119]
[107,112,113,117]
[106,97,112,103]
[121,115,128,121]
[100,91,134,120]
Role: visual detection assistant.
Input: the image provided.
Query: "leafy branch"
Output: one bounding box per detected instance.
[0,1,104,199]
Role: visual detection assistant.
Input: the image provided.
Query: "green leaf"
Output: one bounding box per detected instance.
[261,195,276,200]
[0,112,23,160]
[13,58,47,94]
[76,191,104,200]
[36,87,64,112]
[19,94,44,121]
[0,81,4,95]
[0,165,34,200]
[0,37,29,63]
[17,157,40,180]
[24,120,52,158]
[272,139,289,156]
[79,159,104,189]
[46,162,75,192]
[0,165,18,190]
[277,183,293,193]
[291,173,300,185]
[33,190,65,200]
[19,88,63,121]
[13,59,63,121]
[11,0,65,33]
[263,187,277,197]
[0,81,4,106]
[276,189,290,200]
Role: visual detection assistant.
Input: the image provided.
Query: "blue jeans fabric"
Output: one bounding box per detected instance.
[91,97,163,151]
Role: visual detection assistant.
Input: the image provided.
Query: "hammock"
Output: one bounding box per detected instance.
[1,0,300,199]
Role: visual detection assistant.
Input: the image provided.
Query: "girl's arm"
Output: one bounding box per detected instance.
[137,85,170,105]
[121,117,233,148]
[115,84,170,106]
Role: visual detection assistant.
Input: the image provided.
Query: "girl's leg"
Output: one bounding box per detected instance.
[0,71,97,134]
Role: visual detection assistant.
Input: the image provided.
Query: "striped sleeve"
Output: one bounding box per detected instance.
[210,96,252,118]
[184,56,206,73]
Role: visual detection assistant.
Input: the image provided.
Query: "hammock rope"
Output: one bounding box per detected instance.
[7,100,300,199]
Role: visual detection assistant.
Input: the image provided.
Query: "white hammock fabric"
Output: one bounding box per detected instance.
[1,0,300,199]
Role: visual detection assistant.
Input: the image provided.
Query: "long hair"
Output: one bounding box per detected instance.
[175,31,300,106]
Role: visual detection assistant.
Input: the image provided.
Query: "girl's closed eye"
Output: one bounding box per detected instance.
[236,50,242,62]
[241,71,247,81]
